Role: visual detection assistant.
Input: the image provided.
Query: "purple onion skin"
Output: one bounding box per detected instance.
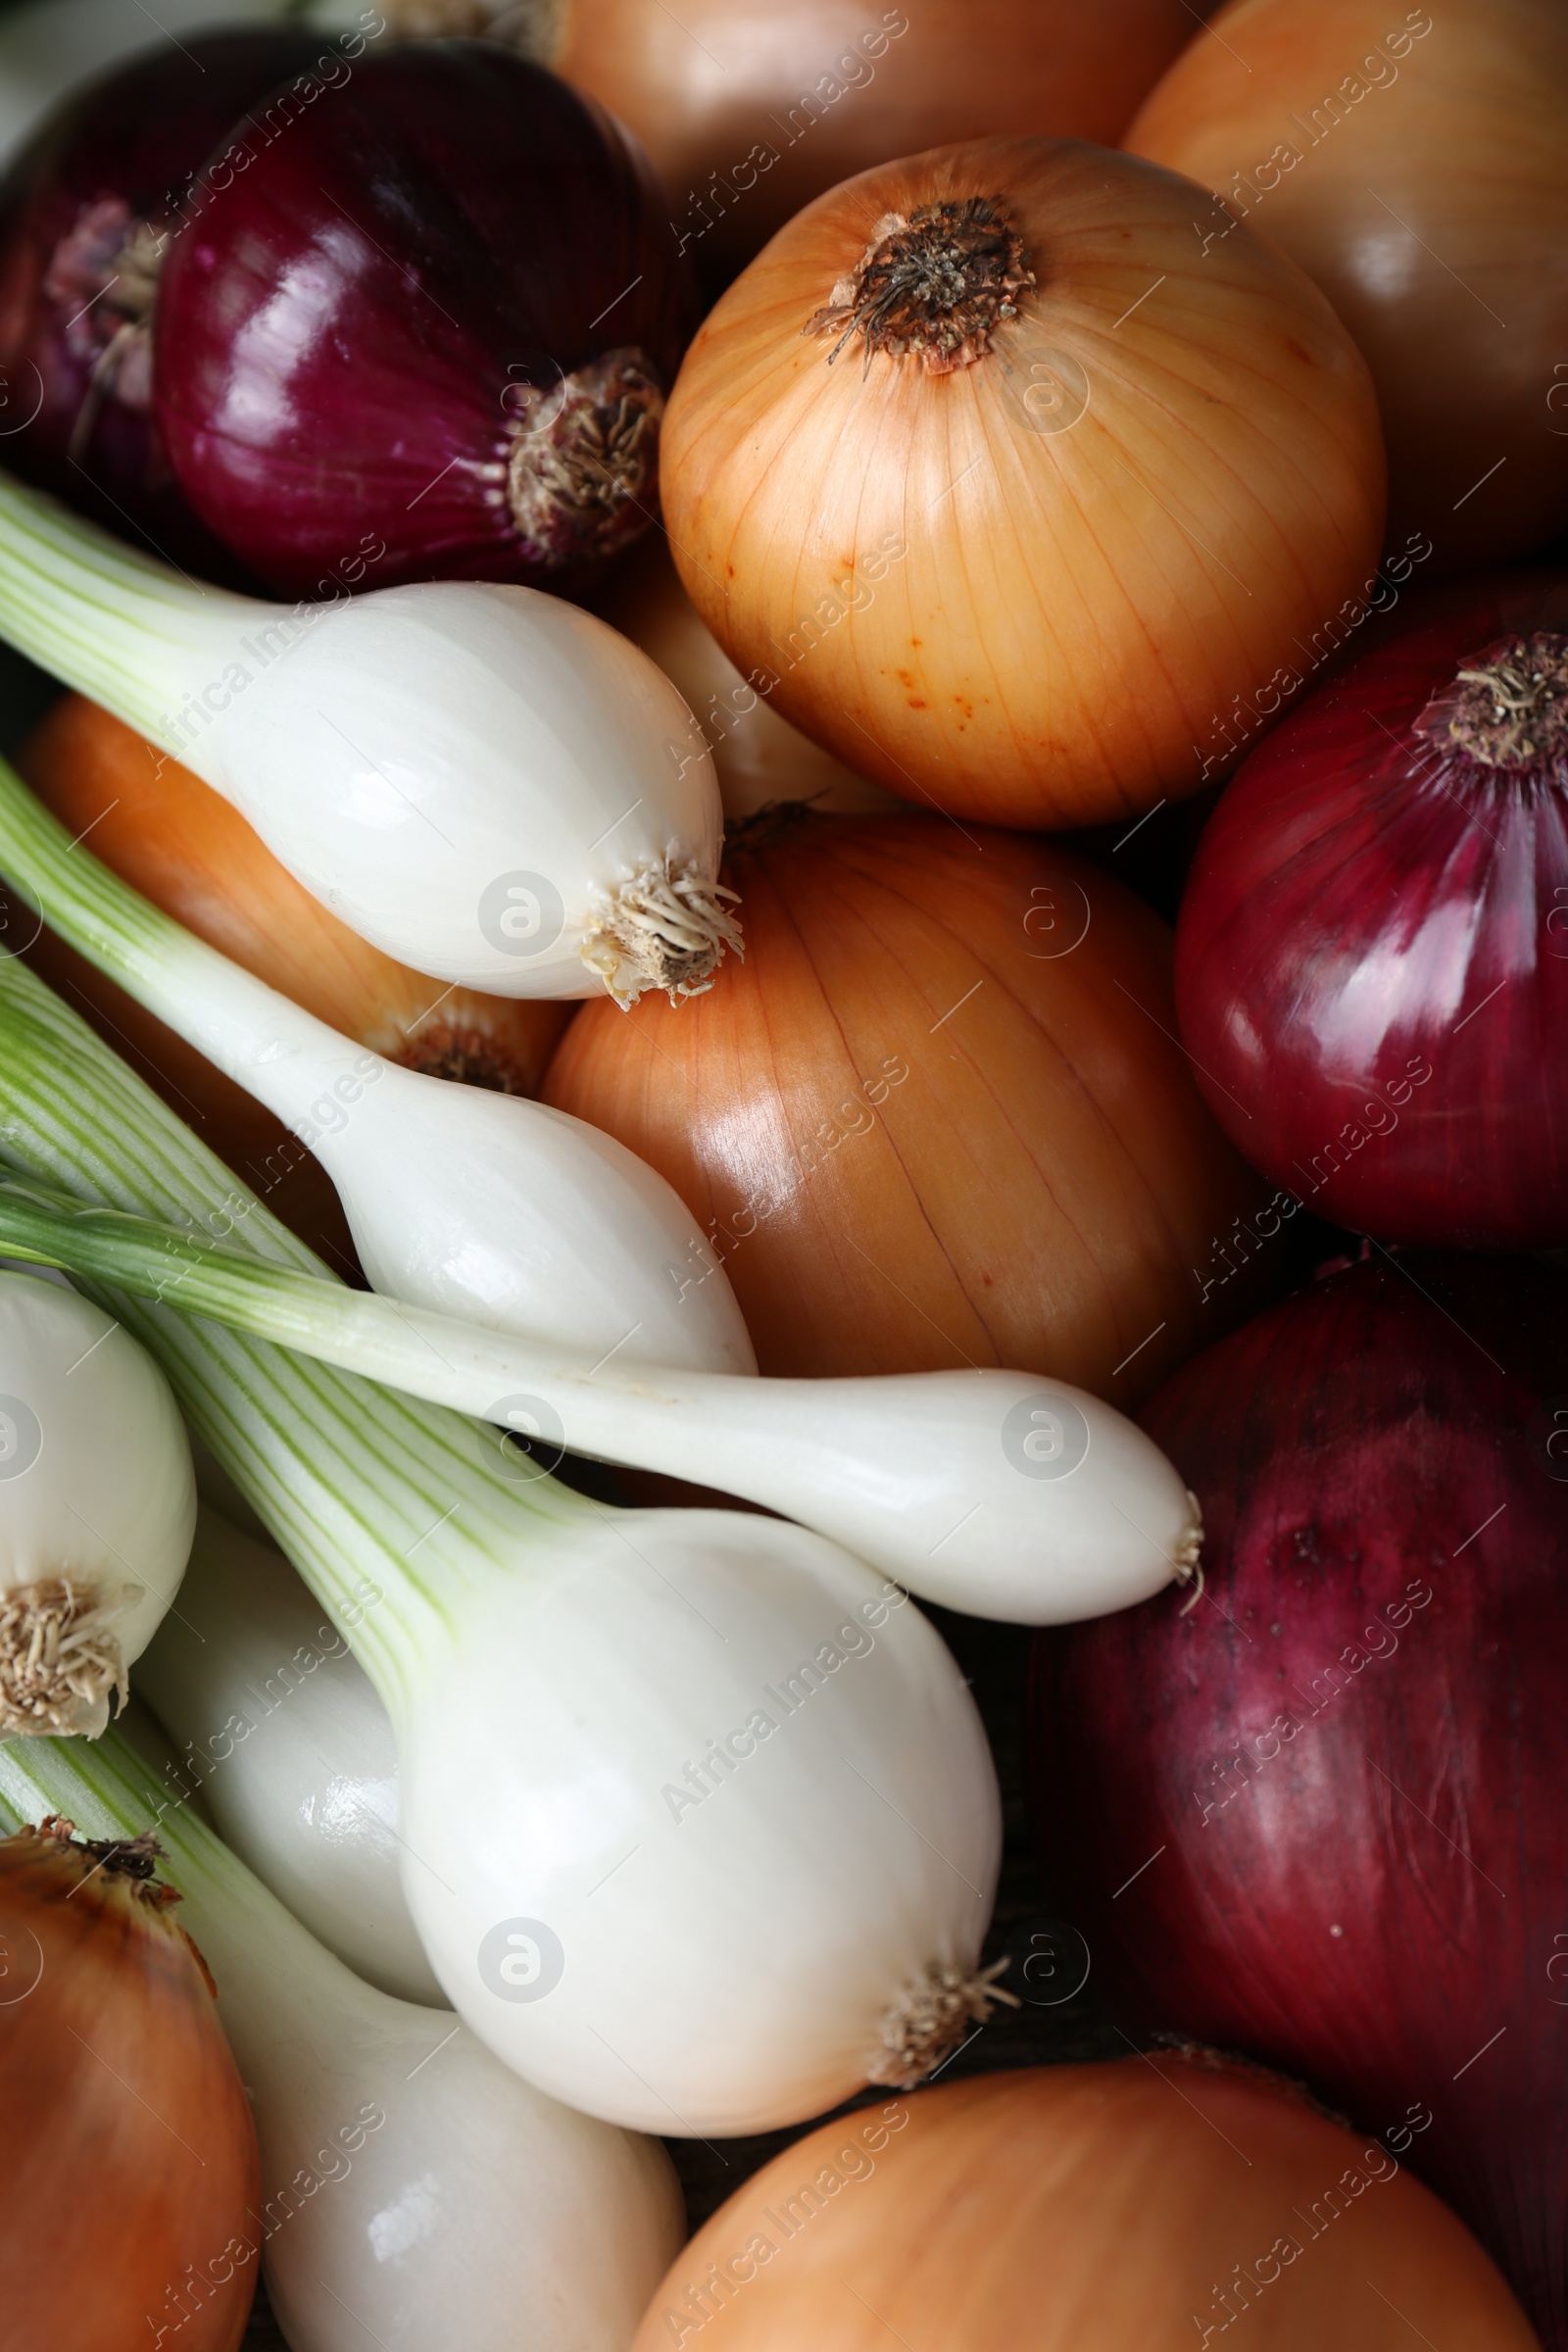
[1175,588,1568,1248]
[0,29,326,576]
[153,43,698,598]
[1027,1254,1568,2344]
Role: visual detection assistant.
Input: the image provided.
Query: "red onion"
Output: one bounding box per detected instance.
[0,27,328,575]
[152,42,697,597]
[1027,1252,1568,2345]
[1175,583,1568,1247]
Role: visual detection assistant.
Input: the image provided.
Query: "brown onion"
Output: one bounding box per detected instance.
[1125,0,1568,574]
[405,0,1199,278]
[544,808,1265,1402]
[633,2062,1536,2352]
[15,696,572,1271]
[660,136,1386,828]
[0,1816,260,2349]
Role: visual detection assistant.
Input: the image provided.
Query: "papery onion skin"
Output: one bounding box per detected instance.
[631,2061,1536,2352]
[530,0,1198,279]
[1175,589,1568,1248]
[1126,0,1568,576]
[661,136,1386,828]
[153,42,697,598]
[0,28,325,575]
[0,1819,260,2351]
[544,809,1268,1403]
[595,537,901,820]
[1028,1254,1568,2345]
[15,694,572,1271]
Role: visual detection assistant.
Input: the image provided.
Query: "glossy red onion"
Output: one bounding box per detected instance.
[153,41,697,597]
[0,27,327,575]
[1027,1253,1568,2345]
[1175,585,1568,1246]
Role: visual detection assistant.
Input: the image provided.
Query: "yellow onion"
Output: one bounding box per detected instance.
[596,539,900,820]
[0,1816,260,2349]
[660,137,1387,828]
[14,696,573,1270]
[634,2062,1537,2352]
[412,0,1199,277]
[544,808,1266,1403]
[1126,0,1568,575]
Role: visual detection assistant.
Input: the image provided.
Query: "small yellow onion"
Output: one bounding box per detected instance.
[0,1817,260,2349]
[635,2063,1537,2352]
[544,808,1265,1403]
[596,540,900,820]
[660,137,1387,828]
[1125,0,1568,574]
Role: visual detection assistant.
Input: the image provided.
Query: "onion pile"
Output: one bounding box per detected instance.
[0,1815,259,2348]
[545,807,1265,1401]
[1175,583,1568,1246]
[153,41,696,597]
[15,694,571,1268]
[1126,0,1568,573]
[1029,1252,1568,2342]
[660,135,1386,826]
[0,25,325,573]
[633,2062,1535,2350]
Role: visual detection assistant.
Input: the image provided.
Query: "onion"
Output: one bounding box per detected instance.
[0,1814,259,2349]
[632,2062,1535,2351]
[152,40,696,598]
[544,808,1265,1402]
[1028,1251,1568,2343]
[15,693,571,1267]
[0,1267,194,1737]
[1125,0,1568,574]
[595,539,901,821]
[1175,586,1568,1247]
[659,135,1386,828]
[0,25,332,573]
[482,0,1200,279]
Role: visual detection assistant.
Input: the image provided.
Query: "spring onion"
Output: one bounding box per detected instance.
[0,749,755,1371]
[0,465,739,1002]
[0,951,1005,2132]
[0,1179,1201,1623]
[0,1718,685,2352]
[0,1264,193,1735]
[137,1504,446,2009]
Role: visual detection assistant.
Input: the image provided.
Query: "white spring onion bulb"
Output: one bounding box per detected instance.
[137,1504,446,2008]
[0,753,755,1373]
[0,1185,1202,1623]
[0,1267,193,1735]
[0,467,739,1002]
[0,954,1006,2131]
[0,1720,685,2352]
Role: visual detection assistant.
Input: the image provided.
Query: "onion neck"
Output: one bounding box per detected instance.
[1413,632,1568,779]
[0,1576,135,1737]
[0,466,268,747]
[507,348,664,569]
[804,197,1036,375]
